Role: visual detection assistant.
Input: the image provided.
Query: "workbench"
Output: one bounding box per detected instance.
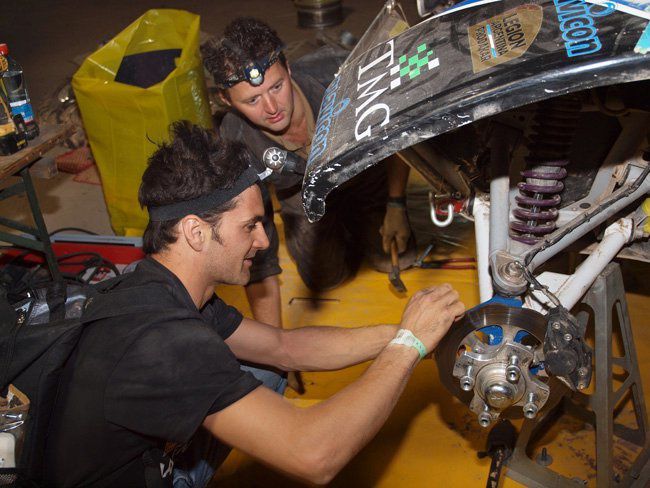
[0,124,70,281]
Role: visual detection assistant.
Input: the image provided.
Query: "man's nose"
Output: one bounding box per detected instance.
[263,95,278,115]
[254,225,270,251]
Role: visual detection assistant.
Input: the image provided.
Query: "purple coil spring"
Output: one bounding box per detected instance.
[510,97,581,244]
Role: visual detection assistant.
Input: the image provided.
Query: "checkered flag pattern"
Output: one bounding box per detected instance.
[390,43,439,89]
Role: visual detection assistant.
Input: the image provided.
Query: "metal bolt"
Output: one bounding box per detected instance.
[577,382,587,390]
[506,356,521,383]
[460,376,474,391]
[523,392,538,419]
[16,312,26,325]
[563,333,573,342]
[535,447,553,467]
[506,367,520,383]
[524,403,539,419]
[504,262,523,279]
[478,411,492,428]
[552,322,561,331]
[460,365,475,391]
[578,367,588,377]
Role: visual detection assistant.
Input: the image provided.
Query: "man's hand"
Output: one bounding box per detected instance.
[380,205,411,254]
[399,284,465,352]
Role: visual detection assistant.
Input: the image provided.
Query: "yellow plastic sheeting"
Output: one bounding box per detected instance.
[72,9,212,236]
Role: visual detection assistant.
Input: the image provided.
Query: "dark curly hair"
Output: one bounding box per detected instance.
[201,17,287,89]
[139,120,254,254]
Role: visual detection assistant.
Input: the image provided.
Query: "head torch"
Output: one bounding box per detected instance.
[221,41,284,88]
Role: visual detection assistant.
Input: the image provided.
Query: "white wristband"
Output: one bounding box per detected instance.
[389,329,427,360]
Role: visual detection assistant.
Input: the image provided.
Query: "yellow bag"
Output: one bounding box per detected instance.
[72,9,212,235]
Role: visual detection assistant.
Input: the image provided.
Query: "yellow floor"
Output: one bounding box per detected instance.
[213,215,650,487]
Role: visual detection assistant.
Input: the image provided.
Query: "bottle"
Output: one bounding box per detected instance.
[0,75,26,155]
[0,43,39,140]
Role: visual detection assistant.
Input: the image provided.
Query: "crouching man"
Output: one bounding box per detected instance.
[43,121,464,487]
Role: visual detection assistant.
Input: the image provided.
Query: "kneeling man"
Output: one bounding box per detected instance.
[43,121,464,487]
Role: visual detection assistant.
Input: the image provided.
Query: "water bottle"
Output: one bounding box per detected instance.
[0,74,26,155]
[0,43,39,140]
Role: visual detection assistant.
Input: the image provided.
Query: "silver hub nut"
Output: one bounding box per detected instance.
[484,382,517,409]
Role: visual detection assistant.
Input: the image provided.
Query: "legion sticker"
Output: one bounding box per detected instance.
[468,4,543,73]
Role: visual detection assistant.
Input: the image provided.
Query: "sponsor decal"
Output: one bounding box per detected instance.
[635,21,650,53]
[389,43,440,89]
[586,0,650,21]
[468,5,543,73]
[308,75,350,164]
[353,39,440,142]
[553,0,616,57]
[309,37,441,160]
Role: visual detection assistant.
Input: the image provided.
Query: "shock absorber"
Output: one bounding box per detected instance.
[510,96,582,244]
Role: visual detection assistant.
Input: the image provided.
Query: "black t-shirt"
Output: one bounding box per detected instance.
[44,258,261,487]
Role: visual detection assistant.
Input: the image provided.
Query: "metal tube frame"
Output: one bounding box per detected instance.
[506,263,649,487]
[479,160,649,306]
[472,193,493,302]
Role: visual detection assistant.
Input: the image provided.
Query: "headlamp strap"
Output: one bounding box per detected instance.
[220,39,284,88]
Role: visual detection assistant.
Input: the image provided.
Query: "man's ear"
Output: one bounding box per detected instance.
[219,90,232,107]
[180,215,206,252]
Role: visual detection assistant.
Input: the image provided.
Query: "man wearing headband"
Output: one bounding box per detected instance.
[42,121,464,487]
[201,18,416,338]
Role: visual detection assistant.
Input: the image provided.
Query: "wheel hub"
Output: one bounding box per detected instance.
[436,304,551,427]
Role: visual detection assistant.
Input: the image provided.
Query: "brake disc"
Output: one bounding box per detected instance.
[435,304,550,427]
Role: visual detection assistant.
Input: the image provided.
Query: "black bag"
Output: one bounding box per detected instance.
[0,276,172,486]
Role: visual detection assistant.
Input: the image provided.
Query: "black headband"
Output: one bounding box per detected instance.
[147,167,259,222]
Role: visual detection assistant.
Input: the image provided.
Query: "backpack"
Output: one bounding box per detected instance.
[0,275,173,487]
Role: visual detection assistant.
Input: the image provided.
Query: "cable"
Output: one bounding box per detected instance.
[56,252,120,284]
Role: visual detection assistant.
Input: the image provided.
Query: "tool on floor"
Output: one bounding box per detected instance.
[389,240,406,293]
[477,419,517,488]
[413,241,476,269]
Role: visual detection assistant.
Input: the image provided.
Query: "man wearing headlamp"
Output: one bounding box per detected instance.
[202,18,416,341]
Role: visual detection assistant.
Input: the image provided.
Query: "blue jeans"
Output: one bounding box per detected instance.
[172,365,286,487]
[240,364,287,394]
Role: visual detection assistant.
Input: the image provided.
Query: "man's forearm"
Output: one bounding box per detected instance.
[386,154,410,197]
[279,323,397,371]
[290,343,419,482]
[203,342,420,485]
